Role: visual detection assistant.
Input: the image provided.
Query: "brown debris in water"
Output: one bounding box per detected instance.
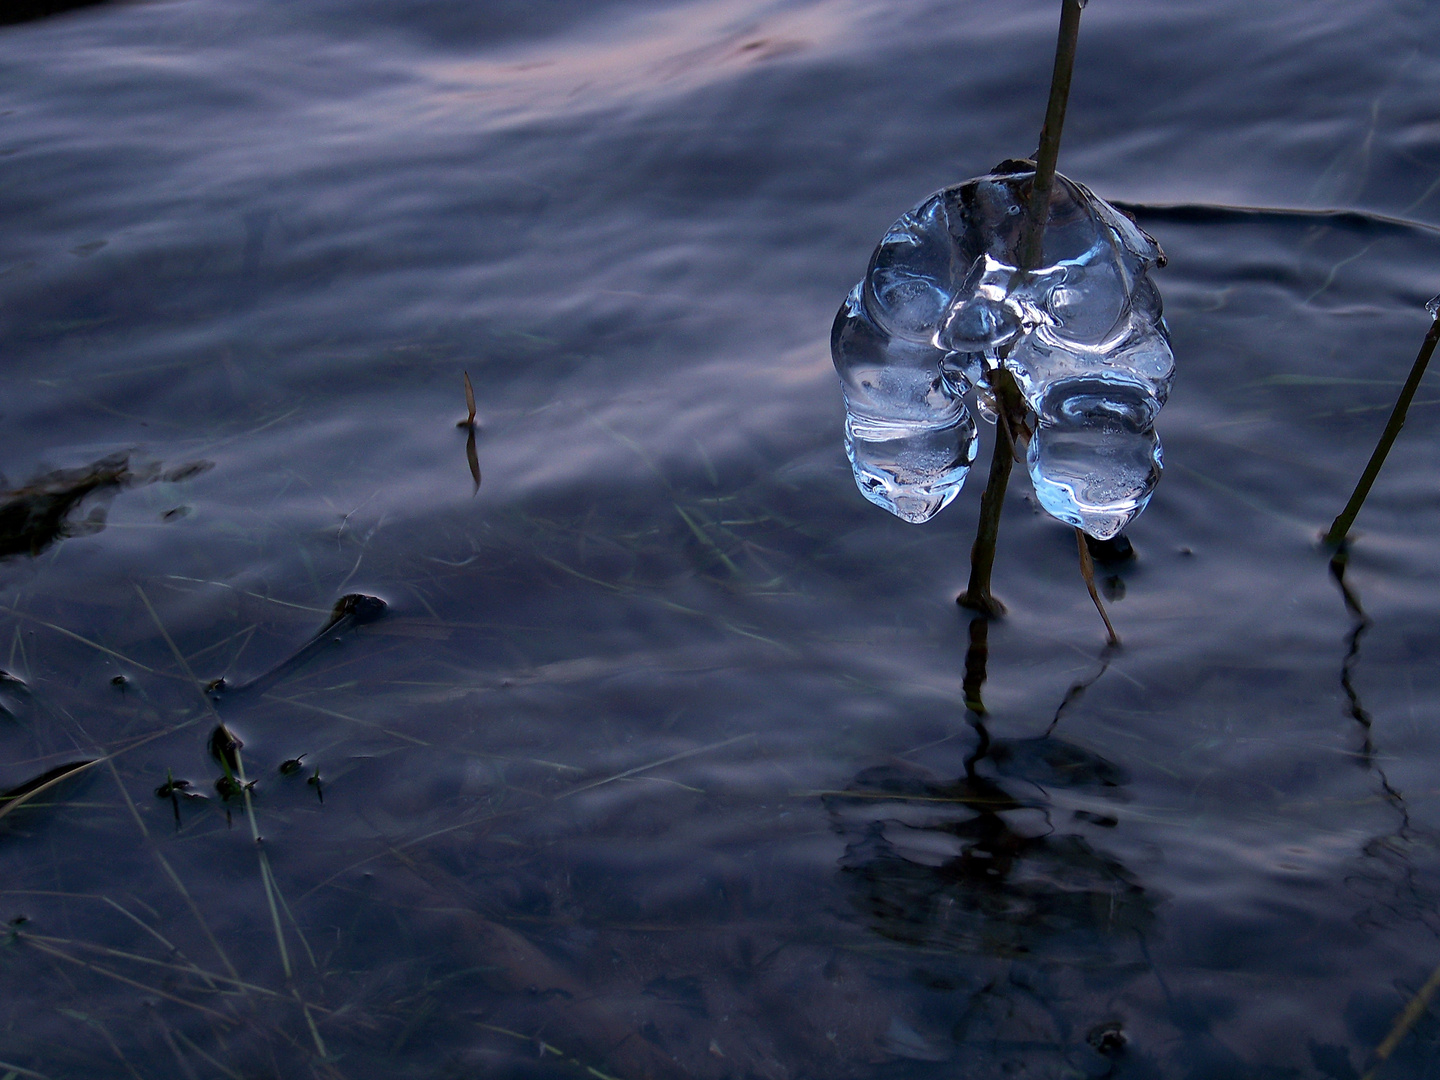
[0,454,212,560]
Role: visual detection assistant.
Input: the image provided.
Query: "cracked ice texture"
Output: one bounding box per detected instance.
[832,161,1172,537]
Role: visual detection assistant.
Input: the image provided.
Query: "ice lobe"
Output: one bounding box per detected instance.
[831,161,1173,537]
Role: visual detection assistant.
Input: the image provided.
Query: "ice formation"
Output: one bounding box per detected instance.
[831,160,1172,537]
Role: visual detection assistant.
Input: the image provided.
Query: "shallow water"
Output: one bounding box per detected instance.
[3,0,1440,1076]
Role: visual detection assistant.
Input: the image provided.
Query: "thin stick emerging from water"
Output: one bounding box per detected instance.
[1325,307,1440,548]
[1076,528,1119,646]
[959,0,1084,615]
[1021,0,1085,273]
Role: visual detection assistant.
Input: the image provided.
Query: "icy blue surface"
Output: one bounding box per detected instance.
[832,164,1172,537]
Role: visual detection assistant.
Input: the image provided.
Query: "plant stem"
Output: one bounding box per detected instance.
[1325,311,1440,547]
[1076,527,1119,646]
[958,384,1019,615]
[1021,0,1085,272]
[959,0,1083,613]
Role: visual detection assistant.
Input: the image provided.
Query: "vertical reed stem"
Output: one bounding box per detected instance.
[959,0,1083,613]
[1324,311,1440,548]
[1021,0,1084,272]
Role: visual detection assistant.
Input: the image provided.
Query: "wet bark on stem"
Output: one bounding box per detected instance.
[959,0,1084,613]
[1324,312,1440,548]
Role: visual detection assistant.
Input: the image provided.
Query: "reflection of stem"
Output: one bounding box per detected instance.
[1329,551,1410,820]
[959,0,1084,614]
[1044,646,1114,737]
[1325,313,1440,548]
[962,615,989,715]
[1076,527,1120,646]
[465,424,481,495]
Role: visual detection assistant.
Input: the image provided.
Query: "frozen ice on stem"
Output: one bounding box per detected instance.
[832,284,977,523]
[831,161,1173,535]
[846,408,979,524]
[1427,293,1440,319]
[1026,381,1164,540]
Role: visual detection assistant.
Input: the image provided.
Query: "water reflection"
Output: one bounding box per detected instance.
[1327,546,1440,1074]
[827,623,1154,1067]
[829,730,1150,965]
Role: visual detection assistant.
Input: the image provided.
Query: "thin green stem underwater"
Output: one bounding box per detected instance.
[1325,309,1440,548]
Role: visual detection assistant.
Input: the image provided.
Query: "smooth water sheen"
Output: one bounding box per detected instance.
[3,1,1440,1077]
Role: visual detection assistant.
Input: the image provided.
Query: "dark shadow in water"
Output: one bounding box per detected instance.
[827,734,1147,965]
[826,627,1154,1070]
[0,455,212,562]
[0,0,114,27]
[0,454,135,559]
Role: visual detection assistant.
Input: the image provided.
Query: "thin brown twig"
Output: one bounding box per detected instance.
[1325,310,1440,547]
[1075,528,1120,646]
[959,0,1084,614]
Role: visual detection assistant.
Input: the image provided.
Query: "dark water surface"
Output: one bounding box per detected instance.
[4,0,1440,1076]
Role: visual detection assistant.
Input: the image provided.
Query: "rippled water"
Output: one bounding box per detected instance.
[4,1,1440,1076]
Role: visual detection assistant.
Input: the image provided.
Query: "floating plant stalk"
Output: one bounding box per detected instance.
[958,0,1084,615]
[1324,304,1440,548]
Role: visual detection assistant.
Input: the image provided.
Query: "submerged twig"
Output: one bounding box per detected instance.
[1075,527,1120,646]
[1362,959,1440,1080]
[959,0,1084,614]
[1325,306,1440,547]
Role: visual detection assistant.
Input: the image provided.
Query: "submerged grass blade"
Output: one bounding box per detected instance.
[22,936,234,1023]
[0,759,99,823]
[0,1061,55,1080]
[474,1023,627,1080]
[0,605,157,674]
[556,733,754,800]
[103,759,241,980]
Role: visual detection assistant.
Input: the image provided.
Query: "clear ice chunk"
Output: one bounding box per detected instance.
[1025,382,1164,540]
[832,282,978,524]
[831,161,1173,536]
[846,407,979,524]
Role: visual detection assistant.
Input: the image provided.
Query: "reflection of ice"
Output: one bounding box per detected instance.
[826,744,1151,965]
[831,161,1172,535]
